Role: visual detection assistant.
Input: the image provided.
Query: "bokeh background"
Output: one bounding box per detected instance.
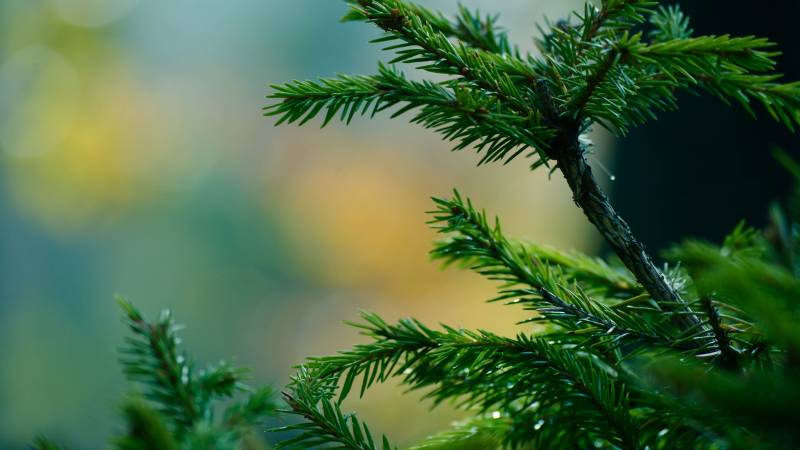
[0,1,796,449]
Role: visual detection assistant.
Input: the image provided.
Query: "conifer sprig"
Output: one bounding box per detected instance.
[648,5,692,42]
[303,313,637,442]
[266,64,553,165]
[103,301,278,449]
[429,191,638,296]
[267,0,800,321]
[31,2,800,449]
[343,0,534,79]
[343,3,514,56]
[33,301,276,450]
[281,310,719,449]
[583,0,657,39]
[428,193,724,358]
[268,0,800,308]
[119,299,203,434]
[115,401,180,450]
[266,1,800,448]
[275,367,395,450]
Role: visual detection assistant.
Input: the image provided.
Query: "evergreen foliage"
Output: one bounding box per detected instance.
[267,1,800,449]
[32,301,275,450]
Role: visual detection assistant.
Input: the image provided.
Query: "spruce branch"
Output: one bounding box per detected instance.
[342,0,542,114]
[298,313,654,449]
[667,239,800,358]
[115,401,180,450]
[33,302,276,449]
[428,192,638,296]
[567,41,628,116]
[266,64,553,165]
[428,193,705,355]
[648,5,692,42]
[267,2,800,319]
[118,299,202,434]
[550,135,702,331]
[266,3,800,448]
[447,6,514,56]
[581,0,656,42]
[698,74,800,131]
[117,299,275,446]
[628,34,779,73]
[519,23,695,321]
[276,367,395,450]
[343,3,514,56]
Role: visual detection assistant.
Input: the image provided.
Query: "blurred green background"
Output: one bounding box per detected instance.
[0,1,595,448]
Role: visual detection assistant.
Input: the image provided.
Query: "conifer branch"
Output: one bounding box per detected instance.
[583,0,656,41]
[117,299,275,446]
[429,192,638,296]
[33,301,276,449]
[568,43,628,116]
[265,3,800,448]
[545,133,703,333]
[447,6,514,55]
[629,34,778,73]
[115,401,180,450]
[698,74,800,131]
[119,300,202,434]
[343,3,514,56]
[648,6,692,42]
[267,65,553,165]
[429,193,704,354]
[276,367,395,450]
[299,313,650,448]
[667,238,799,361]
[267,2,800,324]
[343,0,542,115]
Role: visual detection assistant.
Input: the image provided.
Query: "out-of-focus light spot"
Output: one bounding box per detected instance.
[2,60,162,234]
[49,0,139,28]
[491,411,502,419]
[0,45,81,157]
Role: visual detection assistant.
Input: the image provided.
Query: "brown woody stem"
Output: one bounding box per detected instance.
[552,131,700,331]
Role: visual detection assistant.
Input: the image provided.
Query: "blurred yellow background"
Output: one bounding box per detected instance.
[0,1,608,448]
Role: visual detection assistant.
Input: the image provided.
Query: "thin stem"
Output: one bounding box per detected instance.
[145,322,200,428]
[582,0,643,43]
[568,48,621,114]
[699,297,740,371]
[281,392,368,450]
